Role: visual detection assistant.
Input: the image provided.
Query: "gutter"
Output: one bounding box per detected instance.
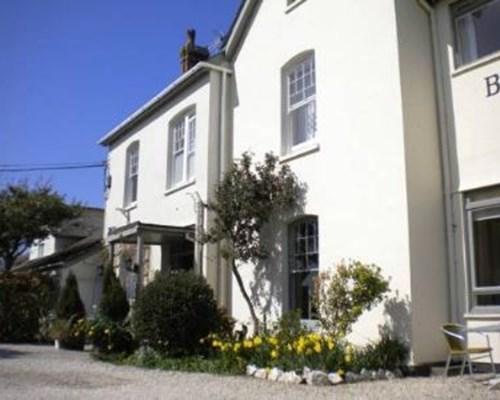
[417,0,460,322]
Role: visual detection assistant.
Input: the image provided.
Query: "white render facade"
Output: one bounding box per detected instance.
[100,0,500,364]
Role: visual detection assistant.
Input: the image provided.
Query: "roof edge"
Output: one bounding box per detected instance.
[98,63,211,147]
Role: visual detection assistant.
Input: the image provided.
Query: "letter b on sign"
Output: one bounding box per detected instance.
[485,74,500,97]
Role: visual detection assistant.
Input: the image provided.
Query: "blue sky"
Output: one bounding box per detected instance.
[0,0,241,207]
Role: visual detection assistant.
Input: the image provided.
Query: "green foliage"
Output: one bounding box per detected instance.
[204,152,302,332]
[273,309,310,345]
[0,182,80,270]
[351,336,409,372]
[56,272,85,320]
[87,319,136,355]
[206,152,301,262]
[49,317,86,350]
[132,270,229,356]
[313,260,390,337]
[0,271,54,342]
[99,265,129,322]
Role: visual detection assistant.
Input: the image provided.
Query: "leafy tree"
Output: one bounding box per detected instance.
[204,152,302,333]
[0,182,80,270]
[56,271,85,320]
[313,260,390,338]
[99,265,129,322]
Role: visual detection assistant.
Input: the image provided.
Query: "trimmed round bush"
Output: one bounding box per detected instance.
[132,270,226,356]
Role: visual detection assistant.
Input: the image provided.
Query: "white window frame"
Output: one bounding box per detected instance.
[452,0,500,67]
[465,196,500,312]
[282,52,317,155]
[37,241,45,258]
[288,216,319,320]
[167,109,196,189]
[124,141,139,207]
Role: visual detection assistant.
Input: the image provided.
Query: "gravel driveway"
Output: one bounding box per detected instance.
[0,344,498,399]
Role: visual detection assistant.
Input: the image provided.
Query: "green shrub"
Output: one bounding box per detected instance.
[132,270,227,356]
[49,317,86,350]
[313,260,390,337]
[56,271,85,320]
[352,335,408,372]
[99,266,129,322]
[88,318,136,355]
[0,271,54,342]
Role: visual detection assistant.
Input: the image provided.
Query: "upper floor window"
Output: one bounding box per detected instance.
[452,0,500,67]
[37,242,45,258]
[168,109,196,188]
[124,141,139,206]
[283,53,316,154]
[289,216,319,319]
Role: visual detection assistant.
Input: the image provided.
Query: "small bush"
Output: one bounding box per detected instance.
[87,319,135,355]
[313,260,389,337]
[352,335,408,372]
[99,265,129,322]
[49,317,86,350]
[56,272,85,320]
[132,270,227,356]
[0,271,54,342]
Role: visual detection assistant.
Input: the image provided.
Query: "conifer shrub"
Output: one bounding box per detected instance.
[99,265,129,322]
[132,270,228,356]
[55,271,85,320]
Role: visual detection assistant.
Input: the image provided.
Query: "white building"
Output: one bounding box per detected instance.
[99,0,500,364]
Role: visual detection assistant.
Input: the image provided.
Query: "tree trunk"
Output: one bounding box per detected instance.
[231,260,260,334]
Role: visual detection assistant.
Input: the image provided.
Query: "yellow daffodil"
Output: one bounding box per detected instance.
[243,339,253,349]
[313,342,322,353]
[268,337,279,346]
[253,336,262,346]
[270,349,279,359]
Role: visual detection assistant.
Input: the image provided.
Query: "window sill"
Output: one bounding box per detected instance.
[464,311,500,320]
[280,142,320,163]
[452,51,500,78]
[165,180,195,196]
[285,0,307,14]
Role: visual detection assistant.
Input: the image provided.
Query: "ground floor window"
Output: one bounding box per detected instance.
[289,216,318,319]
[466,193,500,308]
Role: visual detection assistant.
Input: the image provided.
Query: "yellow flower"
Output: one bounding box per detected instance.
[267,337,279,346]
[270,349,279,359]
[327,339,335,351]
[253,336,262,346]
[243,339,253,349]
[345,353,352,364]
[313,342,322,353]
[306,348,313,356]
[212,340,220,348]
[233,343,242,353]
[337,369,345,376]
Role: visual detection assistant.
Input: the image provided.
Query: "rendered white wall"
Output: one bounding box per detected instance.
[104,76,211,242]
[230,0,417,344]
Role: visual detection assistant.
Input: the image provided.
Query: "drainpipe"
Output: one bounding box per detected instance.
[194,62,233,305]
[417,0,460,323]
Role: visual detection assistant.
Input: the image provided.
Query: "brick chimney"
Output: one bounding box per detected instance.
[180,29,210,73]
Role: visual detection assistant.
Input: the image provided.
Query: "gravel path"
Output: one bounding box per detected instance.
[0,344,498,399]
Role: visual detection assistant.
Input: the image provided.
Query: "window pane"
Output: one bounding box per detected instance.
[477,294,500,306]
[455,0,500,65]
[130,175,137,203]
[291,100,316,145]
[473,217,500,287]
[290,270,318,319]
[173,153,183,184]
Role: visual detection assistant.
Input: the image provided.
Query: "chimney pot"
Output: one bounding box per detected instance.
[180,29,209,73]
